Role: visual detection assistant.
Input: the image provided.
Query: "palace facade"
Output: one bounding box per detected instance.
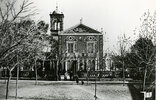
[50,8,104,76]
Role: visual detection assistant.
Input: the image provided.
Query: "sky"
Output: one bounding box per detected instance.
[30,0,156,52]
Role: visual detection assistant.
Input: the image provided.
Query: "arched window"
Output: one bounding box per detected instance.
[92,60,95,71]
[57,22,60,30]
[54,22,57,30]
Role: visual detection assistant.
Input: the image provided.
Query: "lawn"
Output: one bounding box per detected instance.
[0,80,140,100]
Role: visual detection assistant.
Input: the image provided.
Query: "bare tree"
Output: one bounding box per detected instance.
[0,0,36,59]
[117,34,131,86]
[0,0,37,99]
[133,11,156,91]
[138,10,156,45]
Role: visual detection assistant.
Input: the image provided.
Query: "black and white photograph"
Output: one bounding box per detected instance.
[0,0,155,100]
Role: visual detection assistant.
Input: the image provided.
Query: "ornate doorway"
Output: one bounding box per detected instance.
[71,60,77,74]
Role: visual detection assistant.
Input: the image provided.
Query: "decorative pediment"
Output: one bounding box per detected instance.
[73,27,87,33]
[63,24,101,34]
[65,36,76,41]
[85,36,97,41]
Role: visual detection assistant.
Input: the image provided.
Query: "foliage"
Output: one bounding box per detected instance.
[0,0,39,99]
[138,10,156,44]
[112,55,123,69]
[0,0,37,70]
[128,11,156,83]
[50,38,59,59]
[127,37,155,81]
[112,11,156,85]
[131,38,155,67]
[112,34,131,71]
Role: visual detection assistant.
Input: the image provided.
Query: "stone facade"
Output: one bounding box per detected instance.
[50,8,103,75]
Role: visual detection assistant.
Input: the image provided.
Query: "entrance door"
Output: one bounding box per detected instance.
[72,60,77,74]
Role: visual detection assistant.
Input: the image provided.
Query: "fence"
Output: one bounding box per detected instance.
[0,69,130,80]
[77,70,130,78]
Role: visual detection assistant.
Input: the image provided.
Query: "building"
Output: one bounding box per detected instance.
[105,53,113,71]
[50,7,103,77]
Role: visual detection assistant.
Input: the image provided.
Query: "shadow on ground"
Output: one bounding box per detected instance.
[128,83,155,100]
[128,84,140,100]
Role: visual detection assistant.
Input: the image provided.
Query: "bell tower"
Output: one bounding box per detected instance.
[50,6,64,39]
[49,6,64,81]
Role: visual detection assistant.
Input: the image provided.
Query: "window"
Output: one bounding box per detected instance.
[54,22,60,30]
[87,42,94,53]
[67,43,74,53]
[54,22,57,30]
[57,22,60,30]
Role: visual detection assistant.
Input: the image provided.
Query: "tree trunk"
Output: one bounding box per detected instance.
[56,60,58,81]
[115,64,116,78]
[16,55,19,99]
[143,66,147,91]
[87,70,89,85]
[43,60,45,77]
[15,65,19,99]
[3,67,7,84]
[123,61,125,86]
[94,72,97,100]
[35,59,38,85]
[6,70,11,100]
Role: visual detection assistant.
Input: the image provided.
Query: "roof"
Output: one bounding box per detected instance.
[60,23,102,35]
[51,5,62,15]
[52,10,60,14]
